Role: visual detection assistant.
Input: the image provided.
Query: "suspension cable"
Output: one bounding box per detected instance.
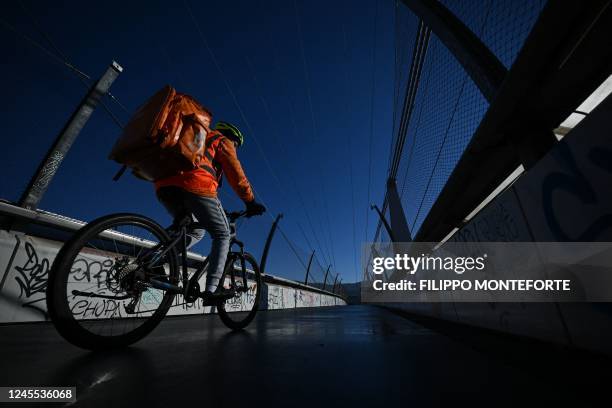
[399,47,436,199]
[184,0,283,216]
[375,13,430,243]
[341,17,359,282]
[410,0,493,231]
[390,22,431,178]
[244,55,333,266]
[276,225,308,271]
[293,0,337,267]
[15,1,130,116]
[0,16,127,129]
[265,47,334,263]
[185,2,332,272]
[365,0,380,244]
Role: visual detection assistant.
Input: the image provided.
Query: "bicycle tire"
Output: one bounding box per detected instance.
[217,252,262,330]
[46,213,179,350]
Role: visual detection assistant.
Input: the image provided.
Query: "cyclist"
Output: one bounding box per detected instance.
[154,121,266,303]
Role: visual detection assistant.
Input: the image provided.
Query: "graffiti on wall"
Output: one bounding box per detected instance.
[450,194,528,244]
[1,235,49,317]
[223,282,258,312]
[394,99,612,352]
[0,230,345,323]
[541,143,612,241]
[268,285,285,309]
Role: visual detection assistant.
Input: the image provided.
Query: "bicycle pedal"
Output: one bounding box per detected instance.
[185,281,201,303]
[220,290,236,299]
[198,289,235,302]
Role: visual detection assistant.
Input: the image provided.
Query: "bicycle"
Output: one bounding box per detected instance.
[46,210,262,350]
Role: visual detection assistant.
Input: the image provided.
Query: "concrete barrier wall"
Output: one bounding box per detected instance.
[0,229,345,323]
[388,93,612,354]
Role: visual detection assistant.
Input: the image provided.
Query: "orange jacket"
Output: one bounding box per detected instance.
[154,131,255,202]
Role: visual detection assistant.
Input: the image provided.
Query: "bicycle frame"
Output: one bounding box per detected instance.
[144,220,201,297]
[146,213,249,299]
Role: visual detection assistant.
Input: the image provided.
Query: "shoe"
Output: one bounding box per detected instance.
[200,288,235,306]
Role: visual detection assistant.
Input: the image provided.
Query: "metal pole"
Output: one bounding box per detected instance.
[371,204,396,242]
[259,213,283,275]
[304,250,315,285]
[386,178,413,242]
[322,265,331,291]
[332,275,338,293]
[19,61,123,209]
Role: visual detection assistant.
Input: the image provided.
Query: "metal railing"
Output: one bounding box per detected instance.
[0,199,347,301]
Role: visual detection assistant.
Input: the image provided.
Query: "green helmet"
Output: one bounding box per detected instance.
[214,121,244,147]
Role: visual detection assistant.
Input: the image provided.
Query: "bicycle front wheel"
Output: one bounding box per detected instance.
[46,213,179,350]
[217,252,262,330]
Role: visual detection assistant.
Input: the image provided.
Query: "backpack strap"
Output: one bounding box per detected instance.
[199,164,217,178]
[206,130,226,146]
[199,131,225,179]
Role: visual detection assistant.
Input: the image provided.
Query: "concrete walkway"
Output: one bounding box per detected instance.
[0,305,608,407]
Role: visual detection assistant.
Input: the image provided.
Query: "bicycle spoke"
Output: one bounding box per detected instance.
[47,215,178,348]
[217,253,261,329]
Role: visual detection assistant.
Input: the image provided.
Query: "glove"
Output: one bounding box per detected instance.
[245,200,266,218]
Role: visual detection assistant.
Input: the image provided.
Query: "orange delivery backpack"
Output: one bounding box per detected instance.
[109,85,213,181]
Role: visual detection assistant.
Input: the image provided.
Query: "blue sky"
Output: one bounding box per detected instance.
[1,0,397,283]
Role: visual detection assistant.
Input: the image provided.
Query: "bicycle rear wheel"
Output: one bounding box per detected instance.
[46,213,179,350]
[217,252,262,330]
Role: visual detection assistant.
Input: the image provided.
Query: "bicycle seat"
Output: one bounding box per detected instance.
[173,211,243,232]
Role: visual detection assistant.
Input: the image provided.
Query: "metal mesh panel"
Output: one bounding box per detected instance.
[479,0,547,69]
[391,4,421,162]
[392,0,547,236]
[396,34,488,232]
[442,0,548,68]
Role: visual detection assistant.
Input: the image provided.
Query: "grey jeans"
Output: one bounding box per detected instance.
[156,186,230,292]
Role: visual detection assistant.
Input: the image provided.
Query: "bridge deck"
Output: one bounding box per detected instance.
[0,305,607,406]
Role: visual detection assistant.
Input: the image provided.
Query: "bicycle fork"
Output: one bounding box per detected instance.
[231,240,250,294]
